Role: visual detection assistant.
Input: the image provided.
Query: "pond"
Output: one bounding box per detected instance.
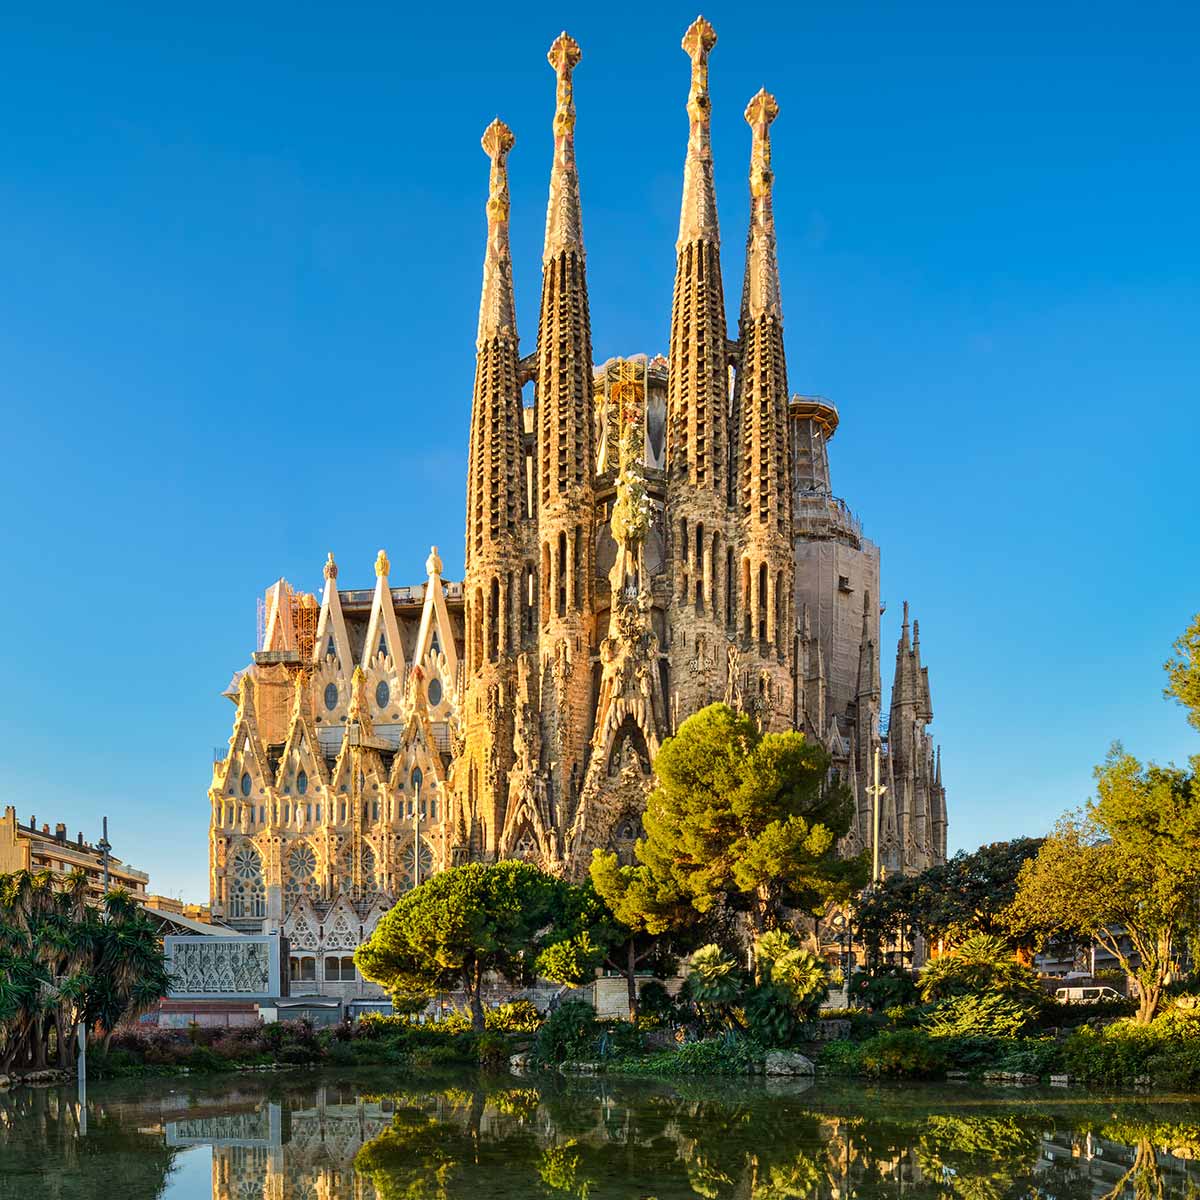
[3,1069,1200,1199]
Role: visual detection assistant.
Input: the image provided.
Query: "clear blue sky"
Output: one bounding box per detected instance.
[2,2,1197,902]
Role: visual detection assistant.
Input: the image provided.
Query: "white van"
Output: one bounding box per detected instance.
[1054,985,1123,1005]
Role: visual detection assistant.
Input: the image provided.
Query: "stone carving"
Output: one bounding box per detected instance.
[170,940,271,996]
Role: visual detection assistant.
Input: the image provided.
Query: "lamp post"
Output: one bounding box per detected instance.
[412,771,423,890]
[866,746,887,885]
[97,816,112,895]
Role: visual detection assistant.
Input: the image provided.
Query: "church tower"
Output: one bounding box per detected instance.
[734,90,794,728]
[666,17,735,712]
[534,33,597,833]
[460,118,527,859]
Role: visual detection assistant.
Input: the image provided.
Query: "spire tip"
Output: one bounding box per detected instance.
[481,117,515,160]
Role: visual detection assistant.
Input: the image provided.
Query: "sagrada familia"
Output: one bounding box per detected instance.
[208,21,948,966]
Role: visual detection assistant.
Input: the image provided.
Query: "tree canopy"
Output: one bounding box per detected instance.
[0,870,169,1071]
[1165,610,1200,732]
[636,704,864,933]
[853,838,1044,957]
[1007,749,1200,1021]
[587,852,699,1021]
[355,861,599,1030]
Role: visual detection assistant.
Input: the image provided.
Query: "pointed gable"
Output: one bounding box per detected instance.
[363,549,406,677]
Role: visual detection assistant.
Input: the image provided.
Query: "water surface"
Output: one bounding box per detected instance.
[3,1068,1199,1198]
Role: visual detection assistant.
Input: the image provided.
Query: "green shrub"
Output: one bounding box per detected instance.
[857,1028,948,1079]
[925,993,1039,1039]
[818,1039,863,1076]
[849,967,919,1011]
[534,1001,601,1064]
[476,1032,510,1069]
[1063,1022,1166,1084]
[918,935,1044,1007]
[992,1038,1066,1077]
[597,1020,644,1059]
[638,981,678,1024]
[620,1032,765,1077]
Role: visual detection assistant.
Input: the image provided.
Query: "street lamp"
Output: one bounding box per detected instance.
[97,816,111,895]
[412,769,423,890]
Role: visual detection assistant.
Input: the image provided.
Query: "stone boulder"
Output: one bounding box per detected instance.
[764,1050,815,1076]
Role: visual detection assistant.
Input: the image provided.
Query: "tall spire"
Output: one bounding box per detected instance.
[741,88,782,322]
[534,30,596,829]
[735,87,793,676]
[466,119,526,577]
[677,16,719,247]
[477,119,517,346]
[667,15,731,510]
[543,32,584,263]
[737,88,790,537]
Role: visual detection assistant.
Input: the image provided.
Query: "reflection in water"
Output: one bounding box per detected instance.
[4,1072,1200,1200]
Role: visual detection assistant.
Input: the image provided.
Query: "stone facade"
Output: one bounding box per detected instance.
[207,21,948,992]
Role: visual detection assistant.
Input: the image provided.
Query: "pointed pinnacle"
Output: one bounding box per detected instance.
[481,117,515,162]
[682,16,717,125]
[745,88,780,198]
[548,31,582,80]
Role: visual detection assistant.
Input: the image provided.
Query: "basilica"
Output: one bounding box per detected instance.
[208,20,948,982]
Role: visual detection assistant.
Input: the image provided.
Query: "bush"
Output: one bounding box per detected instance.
[1063,1021,1167,1084]
[925,993,1039,1039]
[638,981,678,1024]
[818,1039,863,1076]
[620,1032,765,1077]
[857,1028,949,1079]
[918,935,1044,1007]
[476,1032,510,1069]
[534,1001,601,1065]
[849,967,919,1011]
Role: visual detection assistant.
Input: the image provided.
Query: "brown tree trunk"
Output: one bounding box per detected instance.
[469,962,485,1033]
[626,943,639,1024]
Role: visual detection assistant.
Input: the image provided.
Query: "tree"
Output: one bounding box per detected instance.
[355,861,599,1031]
[637,704,865,934]
[853,839,1044,963]
[1165,610,1200,731]
[917,932,1044,1006]
[0,870,168,1072]
[588,851,699,1022]
[1007,749,1200,1022]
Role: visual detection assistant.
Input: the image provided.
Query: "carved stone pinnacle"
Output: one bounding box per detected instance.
[745,88,780,128]
[548,31,582,75]
[481,117,515,161]
[682,15,716,60]
[324,551,338,580]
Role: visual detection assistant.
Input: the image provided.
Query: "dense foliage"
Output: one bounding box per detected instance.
[0,869,168,1072]
[1007,751,1200,1022]
[355,861,600,1030]
[636,704,865,932]
[853,838,1044,957]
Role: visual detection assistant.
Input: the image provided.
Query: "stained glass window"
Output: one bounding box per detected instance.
[376,680,390,709]
[324,683,338,711]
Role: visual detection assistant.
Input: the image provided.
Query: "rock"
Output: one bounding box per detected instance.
[509,1052,532,1073]
[559,1061,602,1075]
[764,1050,815,1077]
[1050,1074,1072,1086]
[0,1075,9,1090]
[946,1070,969,1080]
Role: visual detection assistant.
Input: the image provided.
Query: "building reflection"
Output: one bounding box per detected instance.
[166,1084,393,1200]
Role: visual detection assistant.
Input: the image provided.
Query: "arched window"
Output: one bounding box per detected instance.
[396,839,435,892]
[229,844,265,918]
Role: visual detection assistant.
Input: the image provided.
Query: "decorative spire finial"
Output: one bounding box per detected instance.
[426,545,443,577]
[677,16,720,247]
[745,88,779,198]
[324,552,338,581]
[374,549,390,578]
[740,89,782,323]
[477,118,518,346]
[543,32,584,262]
[682,16,717,124]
